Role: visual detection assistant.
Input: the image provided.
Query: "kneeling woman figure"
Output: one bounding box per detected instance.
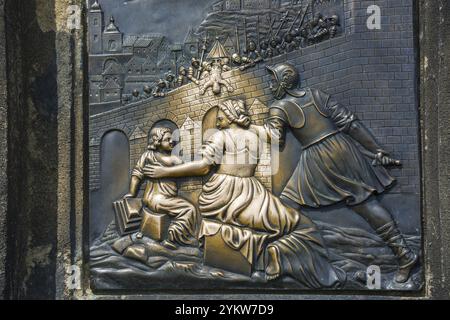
[144,99,346,288]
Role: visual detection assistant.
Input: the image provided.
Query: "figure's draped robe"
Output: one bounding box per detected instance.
[198,128,346,288]
[132,151,197,245]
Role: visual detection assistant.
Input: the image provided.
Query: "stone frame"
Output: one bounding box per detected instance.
[0,0,449,299]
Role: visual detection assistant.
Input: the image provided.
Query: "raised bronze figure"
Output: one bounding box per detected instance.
[152,79,168,98]
[145,99,346,288]
[264,63,418,283]
[89,0,422,293]
[199,38,234,95]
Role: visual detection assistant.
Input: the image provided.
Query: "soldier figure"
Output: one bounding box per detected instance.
[232,50,263,71]
[143,85,153,98]
[298,26,310,47]
[264,63,418,283]
[244,40,263,62]
[122,94,131,105]
[131,89,141,101]
[282,30,300,53]
[269,35,282,55]
[220,57,232,72]
[176,66,188,87]
[327,14,340,38]
[165,73,176,90]
[153,79,167,97]
[308,13,329,43]
[187,58,201,85]
[232,53,253,71]
[259,39,269,58]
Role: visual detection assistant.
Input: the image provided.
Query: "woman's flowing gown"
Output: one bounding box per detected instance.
[197,127,346,288]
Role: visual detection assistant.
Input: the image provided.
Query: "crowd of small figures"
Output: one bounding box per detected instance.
[123,12,340,102]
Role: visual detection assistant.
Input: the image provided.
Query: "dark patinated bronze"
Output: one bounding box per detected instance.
[265,62,417,283]
[89,0,422,292]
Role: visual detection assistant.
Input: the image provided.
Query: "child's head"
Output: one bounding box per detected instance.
[148,127,173,152]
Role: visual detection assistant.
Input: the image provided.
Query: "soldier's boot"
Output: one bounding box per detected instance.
[376,221,418,283]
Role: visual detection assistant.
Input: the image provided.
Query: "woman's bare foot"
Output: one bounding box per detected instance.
[266,246,281,281]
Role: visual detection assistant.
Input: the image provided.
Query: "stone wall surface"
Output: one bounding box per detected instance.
[2,0,59,300]
[0,0,87,300]
[420,0,450,299]
[0,0,8,298]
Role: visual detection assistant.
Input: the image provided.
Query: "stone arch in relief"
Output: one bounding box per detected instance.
[90,129,130,242]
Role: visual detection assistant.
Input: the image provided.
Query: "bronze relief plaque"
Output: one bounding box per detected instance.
[88,0,422,292]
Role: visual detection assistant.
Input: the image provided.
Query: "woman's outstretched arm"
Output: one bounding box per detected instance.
[143,158,212,179]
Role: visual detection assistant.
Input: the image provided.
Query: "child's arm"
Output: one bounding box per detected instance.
[124,176,142,198]
[124,152,147,198]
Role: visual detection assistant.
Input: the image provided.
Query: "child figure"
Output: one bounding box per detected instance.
[124,127,197,249]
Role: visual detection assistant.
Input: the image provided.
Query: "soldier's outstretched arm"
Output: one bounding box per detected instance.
[324,94,396,164]
[347,120,401,166]
[347,120,388,155]
[321,89,388,155]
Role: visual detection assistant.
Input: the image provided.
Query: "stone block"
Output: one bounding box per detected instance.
[140,207,171,241]
[201,219,268,277]
[204,232,252,276]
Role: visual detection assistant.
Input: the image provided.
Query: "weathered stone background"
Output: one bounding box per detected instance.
[0,0,87,299]
[419,0,450,300]
[2,0,59,299]
[0,0,8,298]
[0,0,449,299]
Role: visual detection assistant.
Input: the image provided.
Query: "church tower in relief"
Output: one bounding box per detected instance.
[89,0,104,54]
